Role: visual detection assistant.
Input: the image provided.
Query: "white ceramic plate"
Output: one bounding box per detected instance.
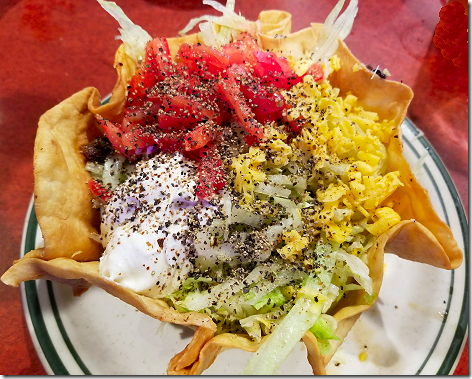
[20,119,468,375]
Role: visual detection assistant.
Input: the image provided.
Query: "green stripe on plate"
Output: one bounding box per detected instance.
[23,203,69,375]
[47,281,92,375]
[21,95,113,375]
[403,119,469,375]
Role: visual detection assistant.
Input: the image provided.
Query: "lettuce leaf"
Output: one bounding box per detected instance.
[97,0,151,62]
[244,276,331,375]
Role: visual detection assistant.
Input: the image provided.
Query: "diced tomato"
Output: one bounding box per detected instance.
[303,63,324,82]
[177,43,229,79]
[252,51,302,89]
[222,32,260,66]
[155,130,186,154]
[161,95,214,118]
[183,122,217,151]
[121,127,156,153]
[87,179,113,203]
[97,116,127,156]
[283,111,308,134]
[195,146,225,200]
[97,115,156,160]
[241,80,285,121]
[122,107,149,129]
[217,65,264,140]
[126,65,151,107]
[244,134,259,146]
[147,92,164,109]
[146,37,174,82]
[158,95,216,132]
[126,37,174,109]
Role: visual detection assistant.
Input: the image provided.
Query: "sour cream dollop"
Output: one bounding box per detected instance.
[98,152,215,298]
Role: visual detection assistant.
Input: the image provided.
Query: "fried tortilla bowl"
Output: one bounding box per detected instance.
[1,10,463,375]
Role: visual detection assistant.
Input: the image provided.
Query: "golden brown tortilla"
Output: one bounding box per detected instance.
[1,9,463,376]
[27,87,103,263]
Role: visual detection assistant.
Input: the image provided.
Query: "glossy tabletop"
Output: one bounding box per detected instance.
[0,0,468,375]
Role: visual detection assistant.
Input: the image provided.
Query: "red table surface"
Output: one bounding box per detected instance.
[0,0,467,375]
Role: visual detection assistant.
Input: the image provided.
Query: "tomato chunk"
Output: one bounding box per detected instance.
[158,95,216,132]
[146,37,173,82]
[241,80,285,121]
[155,130,186,154]
[217,65,264,140]
[126,37,174,108]
[97,116,127,156]
[121,127,157,153]
[97,116,156,160]
[126,65,151,107]
[177,43,229,79]
[252,51,302,89]
[303,63,324,82]
[87,179,113,203]
[184,122,217,151]
[222,32,260,66]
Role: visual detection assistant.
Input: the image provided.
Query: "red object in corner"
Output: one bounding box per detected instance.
[433,1,468,67]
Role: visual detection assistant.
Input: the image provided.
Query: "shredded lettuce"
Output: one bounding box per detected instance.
[253,287,286,310]
[179,265,276,311]
[102,153,126,190]
[86,153,136,189]
[310,313,340,338]
[337,250,373,296]
[244,276,330,375]
[310,314,341,355]
[240,269,306,307]
[85,161,104,181]
[255,182,291,198]
[179,0,254,46]
[97,0,151,62]
[239,308,286,341]
[310,0,358,63]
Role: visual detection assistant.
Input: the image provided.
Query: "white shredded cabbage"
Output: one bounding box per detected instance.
[179,0,255,47]
[221,191,232,239]
[244,276,331,375]
[181,265,275,311]
[254,182,291,198]
[272,196,297,208]
[264,224,287,244]
[85,161,104,181]
[97,0,152,62]
[337,250,373,295]
[102,154,126,189]
[310,0,358,63]
[267,174,293,187]
[231,205,263,226]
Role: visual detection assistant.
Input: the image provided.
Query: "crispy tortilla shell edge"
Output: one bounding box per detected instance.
[30,87,104,262]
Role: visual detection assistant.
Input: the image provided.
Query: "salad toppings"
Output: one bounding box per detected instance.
[85,0,392,373]
[90,7,330,201]
[99,152,216,297]
[77,0,445,375]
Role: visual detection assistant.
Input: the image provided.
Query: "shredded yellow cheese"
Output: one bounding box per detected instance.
[277,230,309,261]
[229,56,404,255]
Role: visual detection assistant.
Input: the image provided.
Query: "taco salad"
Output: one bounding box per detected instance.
[1,0,463,375]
